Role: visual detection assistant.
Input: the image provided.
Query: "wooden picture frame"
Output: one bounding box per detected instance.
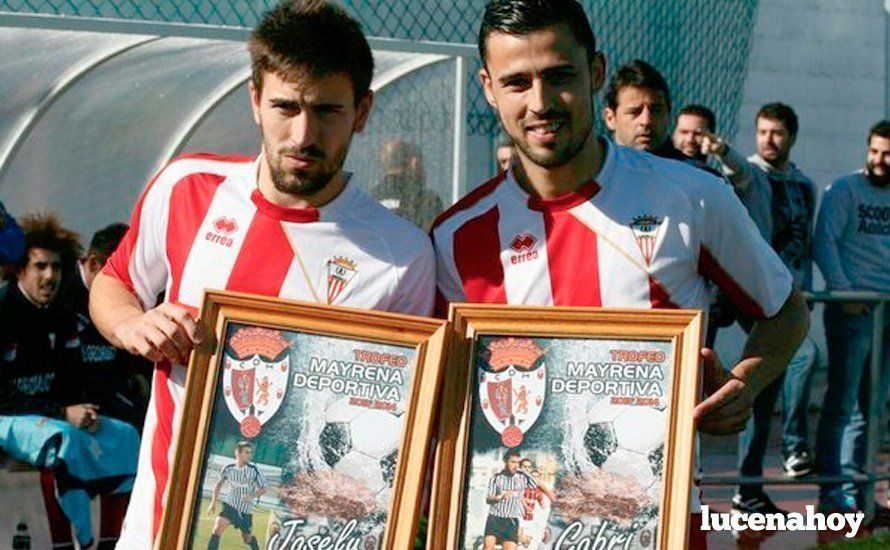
[158,290,450,549]
[429,304,702,550]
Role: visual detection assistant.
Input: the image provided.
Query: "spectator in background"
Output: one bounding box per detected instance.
[0,213,138,549]
[0,200,24,266]
[814,120,890,517]
[370,139,444,230]
[603,61,723,179]
[704,103,819,516]
[63,223,151,430]
[603,60,672,156]
[673,104,719,173]
[496,135,515,172]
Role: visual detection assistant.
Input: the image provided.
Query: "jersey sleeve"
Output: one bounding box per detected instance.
[487,474,500,499]
[388,236,436,316]
[431,228,468,319]
[255,466,268,489]
[102,168,173,308]
[219,464,231,484]
[696,178,792,319]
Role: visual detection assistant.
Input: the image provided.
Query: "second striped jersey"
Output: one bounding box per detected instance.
[433,140,793,513]
[432,140,791,318]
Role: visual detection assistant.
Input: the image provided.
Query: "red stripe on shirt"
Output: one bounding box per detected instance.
[543,211,602,306]
[226,214,295,296]
[151,362,175,538]
[431,173,505,231]
[648,276,680,309]
[102,154,251,294]
[698,245,766,319]
[166,174,227,305]
[103,173,163,293]
[528,180,600,211]
[453,206,507,304]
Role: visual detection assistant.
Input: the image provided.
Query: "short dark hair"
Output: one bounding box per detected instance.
[756,102,798,137]
[88,223,128,266]
[479,0,597,64]
[249,0,373,104]
[868,119,890,142]
[605,59,671,111]
[14,213,81,275]
[503,449,521,462]
[678,104,716,133]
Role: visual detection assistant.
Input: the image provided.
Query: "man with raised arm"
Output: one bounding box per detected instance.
[698,104,820,514]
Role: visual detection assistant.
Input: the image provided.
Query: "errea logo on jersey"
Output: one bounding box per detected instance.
[510,233,539,264]
[206,216,239,247]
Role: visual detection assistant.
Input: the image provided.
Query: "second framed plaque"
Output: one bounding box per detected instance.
[430,304,702,550]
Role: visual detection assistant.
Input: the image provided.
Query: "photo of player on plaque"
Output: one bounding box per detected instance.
[158,291,449,549]
[430,305,702,550]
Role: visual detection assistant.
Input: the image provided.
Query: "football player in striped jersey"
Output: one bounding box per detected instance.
[89,2,435,546]
[432,1,809,547]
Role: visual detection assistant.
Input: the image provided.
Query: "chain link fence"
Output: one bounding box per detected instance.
[2,0,758,140]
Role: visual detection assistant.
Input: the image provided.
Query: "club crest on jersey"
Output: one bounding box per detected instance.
[630,214,662,265]
[326,256,358,304]
[206,216,239,248]
[478,338,547,448]
[222,327,290,438]
[509,233,539,265]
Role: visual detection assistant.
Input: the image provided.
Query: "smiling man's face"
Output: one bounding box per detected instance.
[480,23,602,169]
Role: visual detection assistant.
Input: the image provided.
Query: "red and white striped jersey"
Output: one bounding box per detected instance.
[103,152,435,547]
[432,141,793,514]
[432,141,791,317]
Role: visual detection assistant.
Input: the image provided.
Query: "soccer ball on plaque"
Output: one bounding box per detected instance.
[583,401,666,497]
[318,397,402,499]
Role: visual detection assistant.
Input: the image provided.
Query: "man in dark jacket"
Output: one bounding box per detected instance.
[0,214,86,421]
[62,223,151,430]
[0,214,137,550]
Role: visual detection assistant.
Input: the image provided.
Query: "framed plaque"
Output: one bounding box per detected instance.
[429,304,702,550]
[158,290,449,549]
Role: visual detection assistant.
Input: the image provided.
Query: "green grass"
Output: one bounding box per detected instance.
[190,496,274,549]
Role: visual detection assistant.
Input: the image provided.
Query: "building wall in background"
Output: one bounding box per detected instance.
[733,0,885,192]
